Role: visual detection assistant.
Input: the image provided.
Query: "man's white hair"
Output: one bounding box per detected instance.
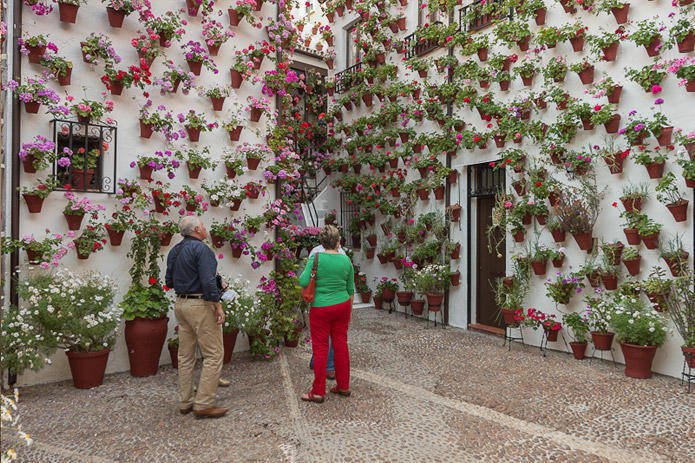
[180,216,202,236]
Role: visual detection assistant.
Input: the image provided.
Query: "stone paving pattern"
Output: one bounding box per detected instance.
[5,306,694,462]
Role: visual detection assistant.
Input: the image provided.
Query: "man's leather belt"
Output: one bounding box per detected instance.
[178,294,204,299]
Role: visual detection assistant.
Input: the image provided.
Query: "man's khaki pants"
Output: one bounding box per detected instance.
[174,298,223,411]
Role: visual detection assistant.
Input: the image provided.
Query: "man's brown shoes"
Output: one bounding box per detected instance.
[194,406,228,418]
[180,406,193,415]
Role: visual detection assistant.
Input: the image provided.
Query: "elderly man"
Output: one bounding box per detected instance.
[165,216,227,418]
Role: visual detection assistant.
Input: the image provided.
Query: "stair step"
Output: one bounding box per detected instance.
[353,302,374,309]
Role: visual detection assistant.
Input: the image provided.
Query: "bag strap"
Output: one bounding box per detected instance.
[310,252,319,275]
[170,238,193,271]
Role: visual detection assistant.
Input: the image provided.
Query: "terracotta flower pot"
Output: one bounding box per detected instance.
[140,120,154,139]
[623,228,640,245]
[570,342,587,360]
[450,271,461,287]
[107,228,125,246]
[531,260,547,275]
[644,36,662,57]
[58,2,80,23]
[569,36,585,53]
[411,300,425,316]
[622,256,641,276]
[373,296,383,310]
[124,316,169,377]
[396,291,413,306]
[551,229,566,243]
[601,274,618,291]
[645,161,665,179]
[611,4,630,24]
[187,162,202,179]
[168,346,178,369]
[604,114,621,134]
[591,331,614,351]
[26,44,46,63]
[572,232,594,251]
[620,343,657,379]
[65,348,110,389]
[682,347,695,368]
[666,199,689,222]
[223,330,239,363]
[360,292,372,304]
[230,69,243,89]
[677,31,695,53]
[639,232,659,250]
[23,194,44,213]
[578,66,594,85]
[210,96,225,111]
[544,327,559,342]
[185,126,202,142]
[24,101,40,114]
[601,43,619,61]
[381,289,395,302]
[426,293,444,312]
[64,212,85,231]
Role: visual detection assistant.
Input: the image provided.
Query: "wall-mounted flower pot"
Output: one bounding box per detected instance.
[559,0,577,13]
[433,186,445,200]
[531,259,547,275]
[58,2,80,23]
[107,228,125,246]
[185,126,201,142]
[106,7,127,28]
[230,69,243,89]
[186,59,203,76]
[622,256,641,275]
[666,199,689,222]
[569,36,585,52]
[366,248,375,259]
[552,255,564,268]
[572,232,594,251]
[601,274,618,290]
[644,36,662,57]
[551,229,566,243]
[604,114,621,133]
[645,161,665,179]
[620,196,642,212]
[24,101,41,114]
[664,252,689,276]
[26,44,46,63]
[450,270,461,287]
[520,73,534,87]
[161,233,173,246]
[139,120,154,139]
[639,232,659,250]
[655,126,674,146]
[620,343,657,378]
[210,96,225,111]
[611,4,630,24]
[623,228,640,245]
[600,42,619,61]
[578,66,594,85]
[677,31,695,53]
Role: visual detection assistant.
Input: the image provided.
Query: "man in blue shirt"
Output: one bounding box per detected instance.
[165,216,227,419]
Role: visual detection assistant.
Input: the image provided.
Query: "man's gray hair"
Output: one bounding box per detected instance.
[180,216,201,236]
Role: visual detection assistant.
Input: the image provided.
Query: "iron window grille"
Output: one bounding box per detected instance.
[458,0,513,34]
[52,119,118,194]
[404,21,444,60]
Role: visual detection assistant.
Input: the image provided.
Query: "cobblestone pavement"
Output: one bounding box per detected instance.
[6,306,695,463]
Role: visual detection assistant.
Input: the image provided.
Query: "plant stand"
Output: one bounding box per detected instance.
[425,304,445,329]
[682,351,694,394]
[539,329,569,358]
[589,344,617,368]
[503,323,524,351]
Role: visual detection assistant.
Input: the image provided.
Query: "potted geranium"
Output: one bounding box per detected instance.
[525,308,562,342]
[7,75,61,114]
[18,135,56,173]
[628,19,665,56]
[1,229,66,266]
[18,176,59,213]
[56,0,87,23]
[18,33,50,63]
[414,264,451,312]
[16,268,121,388]
[200,84,233,111]
[608,295,669,378]
[181,40,217,76]
[375,277,398,303]
[625,65,667,93]
[228,0,256,26]
[655,173,689,222]
[158,60,196,95]
[545,269,584,304]
[80,32,122,66]
[174,145,214,178]
[72,219,108,260]
[39,53,73,86]
[138,101,175,139]
[245,95,272,122]
[62,190,106,230]
[177,110,218,142]
[130,149,180,180]
[201,14,234,55]
[101,0,138,28]
[235,142,273,170]
[69,96,114,124]
[58,147,100,190]
[145,10,186,47]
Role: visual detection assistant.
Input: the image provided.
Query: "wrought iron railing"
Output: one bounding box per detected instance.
[458,0,512,33]
[404,21,443,60]
[335,63,362,93]
[52,119,118,194]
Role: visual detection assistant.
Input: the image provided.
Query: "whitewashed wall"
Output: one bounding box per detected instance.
[6,1,278,386]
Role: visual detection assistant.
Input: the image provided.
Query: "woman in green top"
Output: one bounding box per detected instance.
[298,225,354,403]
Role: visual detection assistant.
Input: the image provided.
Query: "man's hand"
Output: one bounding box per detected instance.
[214,302,225,325]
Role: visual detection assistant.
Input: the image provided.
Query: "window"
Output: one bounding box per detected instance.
[346,25,360,67]
[52,119,118,194]
[306,0,314,14]
[418,0,443,27]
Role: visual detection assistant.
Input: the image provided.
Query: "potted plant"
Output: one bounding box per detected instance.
[80,32,122,66]
[62,191,106,230]
[356,274,372,303]
[545,269,585,305]
[56,0,87,23]
[625,65,667,93]
[166,326,179,368]
[628,19,666,56]
[220,276,256,362]
[18,135,55,174]
[620,182,649,212]
[607,295,668,378]
[585,293,614,350]
[525,308,562,342]
[664,270,695,367]
[638,267,672,312]
[18,176,59,213]
[102,0,138,28]
[1,230,66,266]
[635,215,662,250]
[658,234,689,277]
[7,75,61,114]
[492,258,531,326]
[174,146,214,179]
[562,312,591,359]
[655,172,689,222]
[69,96,114,123]
[181,40,217,75]
[414,264,451,312]
[554,179,603,250]
[16,268,121,388]
[39,53,73,85]
[200,84,233,111]
[376,277,398,303]
[177,110,218,142]
[621,246,642,276]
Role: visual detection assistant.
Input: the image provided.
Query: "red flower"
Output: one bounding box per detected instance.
[148,277,158,284]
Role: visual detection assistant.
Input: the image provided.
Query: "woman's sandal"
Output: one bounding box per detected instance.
[300,392,325,403]
[329,386,351,397]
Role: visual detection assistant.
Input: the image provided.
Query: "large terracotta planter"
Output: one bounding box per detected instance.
[619,342,657,379]
[223,330,239,363]
[65,348,111,389]
[124,316,169,377]
[591,331,614,351]
[426,293,444,312]
[570,342,587,360]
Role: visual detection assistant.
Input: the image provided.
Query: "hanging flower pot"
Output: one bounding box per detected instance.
[666,199,689,222]
[601,274,618,290]
[64,212,85,230]
[230,69,243,89]
[552,255,565,268]
[600,42,619,61]
[416,188,430,200]
[433,186,445,200]
[161,233,173,246]
[620,342,658,378]
[105,7,127,27]
[664,252,689,276]
[24,101,41,114]
[572,232,594,251]
[426,293,444,312]
[138,165,153,180]
[569,36,585,53]
[570,342,587,360]
[185,126,202,142]
[620,196,642,212]
[22,194,44,213]
[58,2,80,23]
[65,348,111,389]
[645,161,665,179]
[611,3,630,24]
[513,229,525,242]
[531,259,547,275]
[57,66,72,86]
[250,108,262,122]
[604,114,621,133]
[644,36,662,57]
[605,151,625,174]
[186,59,203,76]
[140,120,154,139]
[25,44,46,63]
[677,31,695,53]
[606,85,623,104]
[639,232,659,250]
[551,229,566,243]
[106,227,125,246]
[187,162,202,179]
[578,66,594,85]
[559,0,577,13]
[655,126,674,146]
[210,96,225,111]
[622,256,641,276]
[623,228,640,245]
[450,270,461,287]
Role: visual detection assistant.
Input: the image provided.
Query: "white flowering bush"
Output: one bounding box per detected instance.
[220,275,256,334]
[15,268,122,353]
[1,304,54,375]
[413,264,451,294]
[1,389,32,463]
[607,295,669,347]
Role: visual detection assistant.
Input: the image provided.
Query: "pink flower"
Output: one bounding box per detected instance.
[652,85,662,94]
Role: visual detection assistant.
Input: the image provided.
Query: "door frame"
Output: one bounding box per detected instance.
[466,163,505,327]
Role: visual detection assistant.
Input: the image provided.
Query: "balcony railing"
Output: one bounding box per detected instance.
[458,0,512,33]
[335,63,362,93]
[404,21,444,60]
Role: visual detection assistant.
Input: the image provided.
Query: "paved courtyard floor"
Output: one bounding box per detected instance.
[5,306,695,463]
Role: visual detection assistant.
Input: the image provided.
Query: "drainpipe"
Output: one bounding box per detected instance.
[466,167,472,328]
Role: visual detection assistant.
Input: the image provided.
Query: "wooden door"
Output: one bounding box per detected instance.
[476,197,506,328]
